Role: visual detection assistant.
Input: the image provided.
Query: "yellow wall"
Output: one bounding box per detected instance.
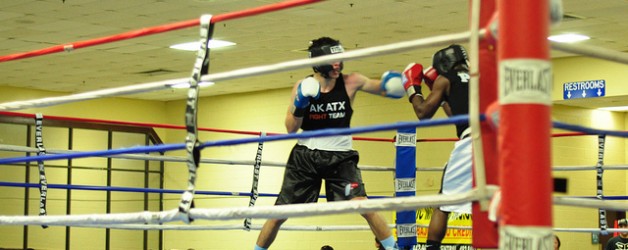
[552,56,628,99]
[0,86,170,141]
[0,54,627,250]
[551,105,627,250]
[0,86,167,250]
[159,88,453,250]
[550,55,628,250]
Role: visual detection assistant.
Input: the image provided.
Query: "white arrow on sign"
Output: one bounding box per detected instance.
[582,90,587,97]
[597,89,602,96]
[567,91,572,99]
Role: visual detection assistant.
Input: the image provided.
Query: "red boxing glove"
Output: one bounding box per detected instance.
[402,63,424,102]
[423,66,439,90]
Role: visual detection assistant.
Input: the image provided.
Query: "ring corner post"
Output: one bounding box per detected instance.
[498,0,554,249]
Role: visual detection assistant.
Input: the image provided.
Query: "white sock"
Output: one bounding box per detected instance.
[380,236,397,249]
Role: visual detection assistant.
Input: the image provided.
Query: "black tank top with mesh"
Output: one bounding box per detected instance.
[301,76,353,131]
[442,69,470,138]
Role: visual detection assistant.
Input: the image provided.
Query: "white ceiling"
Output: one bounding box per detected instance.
[1,0,627,108]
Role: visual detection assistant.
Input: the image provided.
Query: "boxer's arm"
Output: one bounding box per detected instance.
[285,77,320,133]
[423,66,439,90]
[402,63,424,102]
[353,71,404,99]
[285,82,303,133]
[441,101,453,117]
[410,75,449,120]
[344,73,371,97]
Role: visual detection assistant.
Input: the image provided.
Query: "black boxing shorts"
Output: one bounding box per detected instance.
[275,144,367,205]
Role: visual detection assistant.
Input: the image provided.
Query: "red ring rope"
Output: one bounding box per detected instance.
[0,111,595,143]
[0,0,322,63]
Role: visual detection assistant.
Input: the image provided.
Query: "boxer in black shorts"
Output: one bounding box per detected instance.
[276,146,365,204]
[254,37,406,250]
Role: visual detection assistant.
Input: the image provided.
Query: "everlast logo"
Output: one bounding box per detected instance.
[395,133,417,147]
[503,230,553,250]
[396,224,416,237]
[39,180,47,214]
[255,144,263,167]
[415,245,474,250]
[396,178,415,192]
[35,120,46,152]
[503,66,552,96]
[397,134,416,144]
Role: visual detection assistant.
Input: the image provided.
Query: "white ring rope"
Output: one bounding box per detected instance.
[37,221,628,234]
[69,224,377,231]
[0,187,492,226]
[6,144,626,171]
[0,144,285,168]
[159,225,628,233]
[554,196,628,211]
[0,31,475,111]
[468,0,489,211]
[0,144,403,171]
[551,41,628,65]
[2,34,626,112]
[76,225,628,233]
[3,186,628,230]
[553,228,628,233]
[554,165,628,171]
[58,223,473,231]
[197,31,474,85]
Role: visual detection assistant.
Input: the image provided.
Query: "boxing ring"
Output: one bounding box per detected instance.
[1,108,627,248]
[1,0,628,249]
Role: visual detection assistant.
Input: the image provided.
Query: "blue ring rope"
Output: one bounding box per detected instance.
[3,115,627,165]
[0,115,471,164]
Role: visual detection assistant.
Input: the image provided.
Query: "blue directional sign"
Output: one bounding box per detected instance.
[563,80,606,100]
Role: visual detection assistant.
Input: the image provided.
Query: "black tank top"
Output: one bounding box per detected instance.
[442,69,470,138]
[301,76,353,131]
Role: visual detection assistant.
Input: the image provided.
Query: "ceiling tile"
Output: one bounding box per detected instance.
[0,0,626,109]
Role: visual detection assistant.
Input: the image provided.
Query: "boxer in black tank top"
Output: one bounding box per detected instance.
[255,37,403,250]
[301,75,353,131]
[404,44,472,250]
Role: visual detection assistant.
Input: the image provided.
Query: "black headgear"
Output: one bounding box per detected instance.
[432,44,468,75]
[308,37,344,78]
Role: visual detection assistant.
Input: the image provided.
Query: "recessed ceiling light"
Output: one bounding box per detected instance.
[170,81,215,89]
[170,40,236,51]
[598,106,628,112]
[548,34,590,43]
